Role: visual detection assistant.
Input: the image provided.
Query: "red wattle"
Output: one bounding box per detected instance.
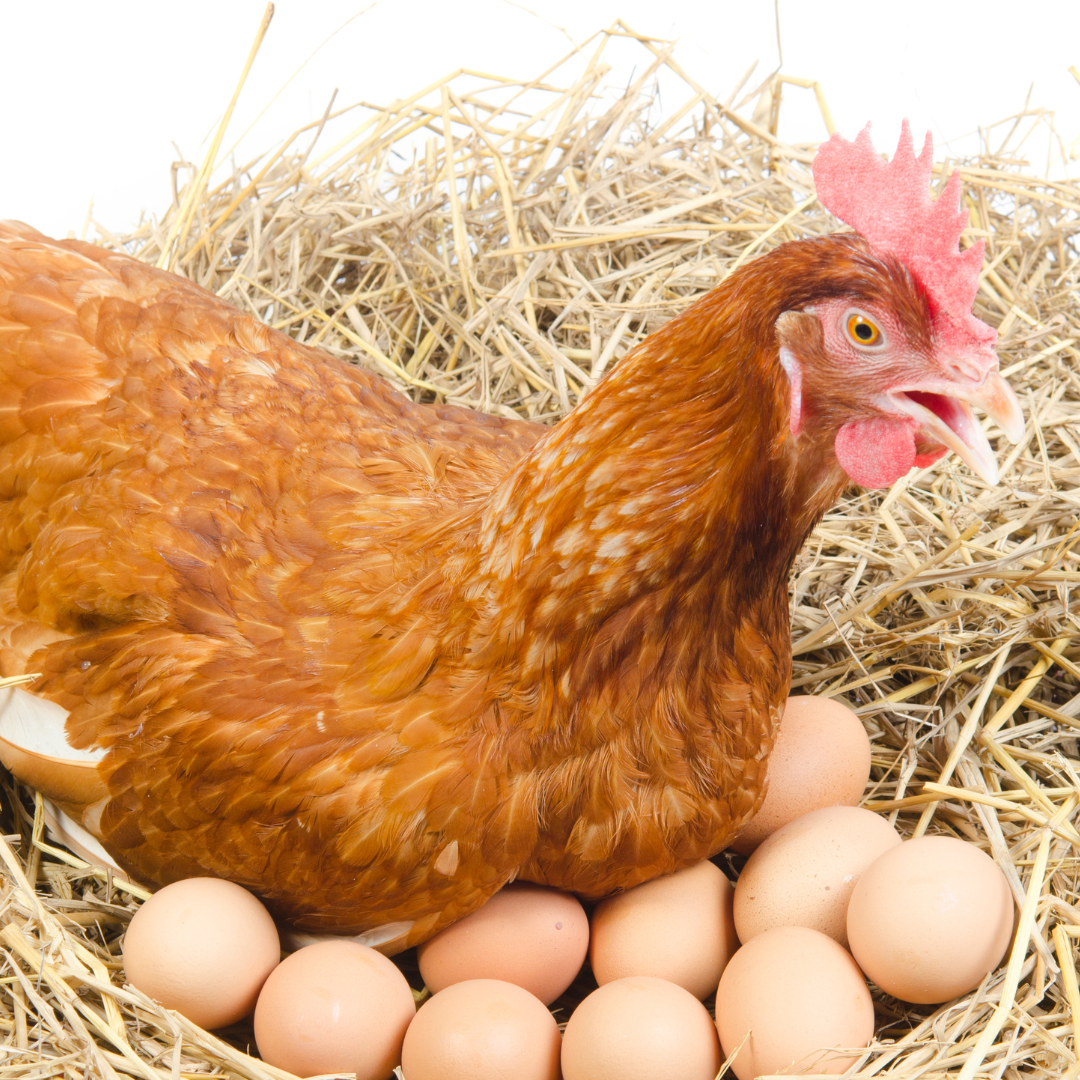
[834,417,919,488]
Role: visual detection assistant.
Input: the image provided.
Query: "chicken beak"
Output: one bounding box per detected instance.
[890,371,1025,486]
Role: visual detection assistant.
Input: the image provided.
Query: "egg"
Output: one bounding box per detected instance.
[562,976,721,1080]
[590,860,737,999]
[734,805,901,947]
[417,882,589,1005]
[121,877,280,1029]
[253,940,415,1080]
[716,925,874,1080]
[847,835,1014,1003]
[731,695,871,854]
[401,979,561,1080]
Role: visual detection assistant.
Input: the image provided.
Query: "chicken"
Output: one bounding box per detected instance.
[0,123,1023,951]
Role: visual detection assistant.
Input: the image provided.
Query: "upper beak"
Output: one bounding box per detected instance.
[888,371,1024,486]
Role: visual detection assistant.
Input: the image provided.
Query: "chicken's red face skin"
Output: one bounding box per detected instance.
[781,292,941,487]
[769,236,1020,492]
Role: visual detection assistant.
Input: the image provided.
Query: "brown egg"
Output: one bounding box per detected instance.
[731,695,871,854]
[590,860,737,999]
[401,979,561,1080]
[716,925,874,1080]
[562,976,721,1080]
[847,835,1014,1003]
[122,877,280,1029]
[253,940,415,1080]
[734,805,901,947]
[417,882,588,1005]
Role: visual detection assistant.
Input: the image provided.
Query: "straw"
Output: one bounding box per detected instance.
[2,19,1079,1079]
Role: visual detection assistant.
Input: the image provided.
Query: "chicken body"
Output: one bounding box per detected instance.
[0,219,1011,949]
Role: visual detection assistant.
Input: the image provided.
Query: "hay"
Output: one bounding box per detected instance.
[4,18,1080,1080]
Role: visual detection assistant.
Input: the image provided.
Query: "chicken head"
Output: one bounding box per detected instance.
[776,122,1024,490]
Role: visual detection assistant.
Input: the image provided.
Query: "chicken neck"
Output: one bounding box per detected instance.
[472,240,856,700]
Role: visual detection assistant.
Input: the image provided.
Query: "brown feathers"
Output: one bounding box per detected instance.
[0,221,908,948]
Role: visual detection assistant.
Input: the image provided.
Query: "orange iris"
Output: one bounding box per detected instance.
[846,314,881,346]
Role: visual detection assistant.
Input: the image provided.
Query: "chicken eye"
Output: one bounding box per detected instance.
[846,313,882,347]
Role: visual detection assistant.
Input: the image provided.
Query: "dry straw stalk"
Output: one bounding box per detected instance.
[3,20,1080,1080]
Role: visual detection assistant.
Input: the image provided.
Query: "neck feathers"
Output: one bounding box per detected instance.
[472,243,850,681]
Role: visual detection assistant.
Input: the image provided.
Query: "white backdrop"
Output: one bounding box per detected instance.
[3,0,1078,239]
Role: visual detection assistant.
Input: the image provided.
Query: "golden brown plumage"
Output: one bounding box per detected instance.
[0,143,1020,951]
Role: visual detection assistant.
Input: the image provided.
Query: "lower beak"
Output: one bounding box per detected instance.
[890,371,1024,486]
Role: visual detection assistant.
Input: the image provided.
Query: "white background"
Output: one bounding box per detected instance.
[3,0,1078,240]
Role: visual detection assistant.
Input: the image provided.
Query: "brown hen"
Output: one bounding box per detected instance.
[0,125,1022,950]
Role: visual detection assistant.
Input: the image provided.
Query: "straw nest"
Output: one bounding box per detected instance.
[3,19,1080,1080]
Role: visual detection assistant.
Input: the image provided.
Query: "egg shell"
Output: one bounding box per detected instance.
[731,695,871,855]
[734,805,901,947]
[417,882,588,1005]
[590,860,737,999]
[121,877,280,1030]
[253,940,415,1080]
[562,976,721,1080]
[716,925,874,1080]
[847,835,1014,1004]
[401,979,562,1080]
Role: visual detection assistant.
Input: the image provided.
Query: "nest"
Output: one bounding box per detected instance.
[4,18,1080,1080]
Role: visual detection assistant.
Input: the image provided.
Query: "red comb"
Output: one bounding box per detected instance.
[812,121,997,369]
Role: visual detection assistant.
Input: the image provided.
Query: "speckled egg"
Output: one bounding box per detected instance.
[401,979,562,1080]
[122,877,280,1030]
[716,925,874,1080]
[734,805,901,946]
[417,882,589,1005]
[731,695,872,854]
[590,860,737,999]
[562,976,721,1080]
[847,835,1014,1003]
